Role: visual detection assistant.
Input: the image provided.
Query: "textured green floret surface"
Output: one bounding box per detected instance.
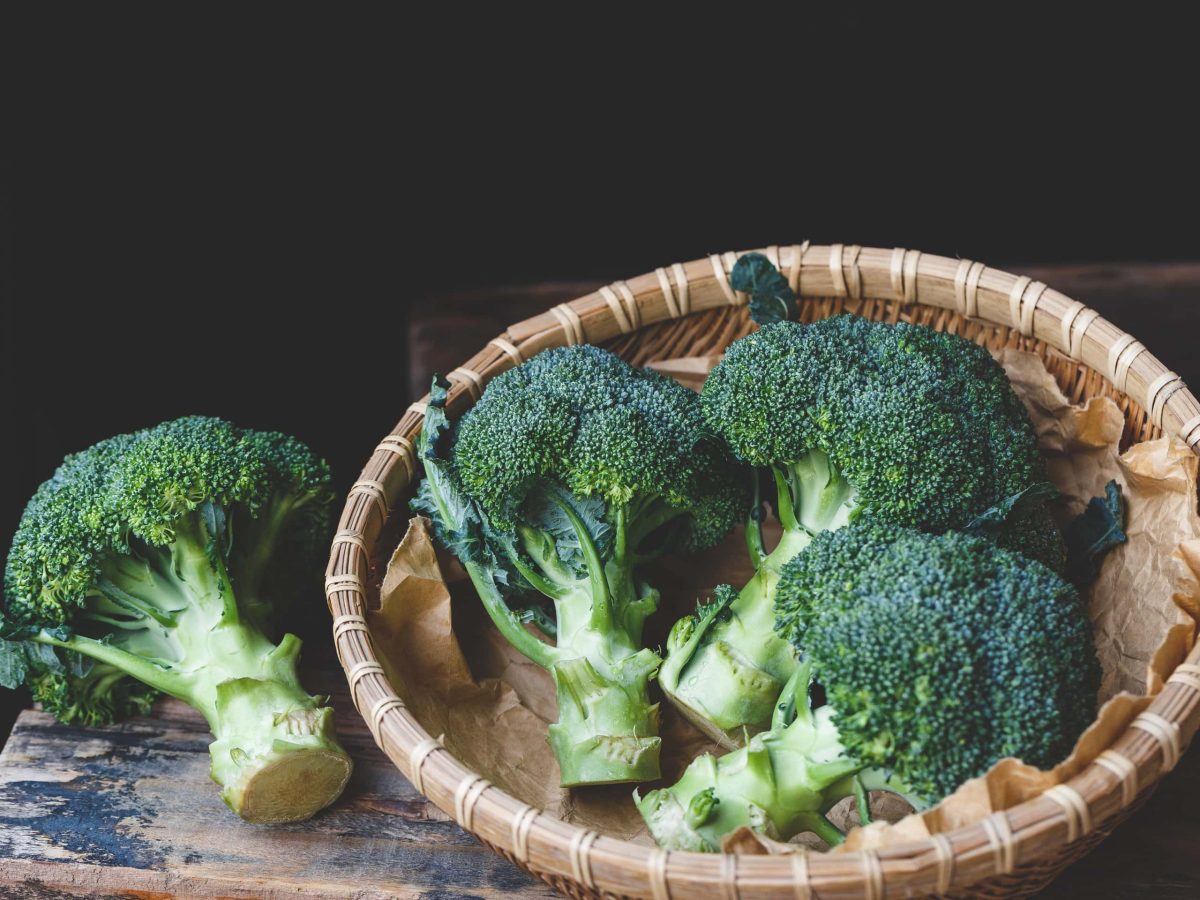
[415,347,748,785]
[702,316,1046,533]
[1,416,350,823]
[660,313,1063,744]
[777,522,1100,804]
[454,344,747,550]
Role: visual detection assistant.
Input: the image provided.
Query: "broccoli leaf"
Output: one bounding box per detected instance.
[411,379,523,595]
[732,252,796,325]
[0,641,27,690]
[0,640,66,689]
[963,481,1059,535]
[65,649,95,678]
[411,380,485,562]
[521,479,613,575]
[1065,480,1127,586]
[26,642,64,675]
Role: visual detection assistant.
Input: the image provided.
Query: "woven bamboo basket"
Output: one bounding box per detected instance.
[326,244,1200,899]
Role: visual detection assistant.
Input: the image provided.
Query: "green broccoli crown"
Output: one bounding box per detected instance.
[777,522,1100,803]
[701,316,1044,532]
[3,416,331,636]
[453,345,747,552]
[990,499,1067,572]
[415,349,748,786]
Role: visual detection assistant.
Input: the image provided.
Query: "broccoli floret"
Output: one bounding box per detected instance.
[659,306,1062,743]
[779,523,1098,800]
[640,523,1099,850]
[413,346,748,786]
[1,417,349,823]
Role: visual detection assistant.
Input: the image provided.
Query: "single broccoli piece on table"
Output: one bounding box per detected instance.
[659,298,1064,744]
[1,417,350,823]
[413,346,747,786]
[640,522,1099,850]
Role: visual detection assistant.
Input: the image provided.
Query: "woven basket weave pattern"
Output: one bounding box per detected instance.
[327,245,1200,899]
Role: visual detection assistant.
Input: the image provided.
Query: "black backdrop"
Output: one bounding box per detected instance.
[4,14,1198,732]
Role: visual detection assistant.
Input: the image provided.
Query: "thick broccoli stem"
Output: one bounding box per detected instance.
[446,484,662,785]
[637,663,859,851]
[660,451,854,745]
[530,498,662,786]
[35,514,351,824]
[547,631,662,786]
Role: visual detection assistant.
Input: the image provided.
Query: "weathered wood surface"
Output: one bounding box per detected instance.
[0,658,557,899]
[1,261,1198,898]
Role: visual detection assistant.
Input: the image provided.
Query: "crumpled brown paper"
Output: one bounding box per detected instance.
[376,348,1200,855]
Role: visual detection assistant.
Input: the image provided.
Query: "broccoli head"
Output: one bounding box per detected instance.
[413,346,748,785]
[641,522,1099,850]
[660,306,1063,743]
[778,522,1099,800]
[1,416,349,823]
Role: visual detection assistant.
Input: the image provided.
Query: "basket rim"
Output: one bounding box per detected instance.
[326,244,1200,899]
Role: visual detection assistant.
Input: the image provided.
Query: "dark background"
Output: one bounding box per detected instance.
[3,15,1198,745]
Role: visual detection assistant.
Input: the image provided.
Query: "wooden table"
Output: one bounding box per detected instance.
[2,263,1198,898]
[0,655,559,899]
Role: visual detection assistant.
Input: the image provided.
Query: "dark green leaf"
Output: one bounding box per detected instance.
[65,649,95,679]
[0,641,28,689]
[411,377,525,595]
[731,252,797,325]
[201,500,231,565]
[964,482,1059,535]
[521,480,613,575]
[697,583,737,622]
[25,641,65,675]
[1065,480,1127,587]
[40,624,72,642]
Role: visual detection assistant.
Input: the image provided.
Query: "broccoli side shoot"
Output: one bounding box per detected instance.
[641,523,1099,850]
[0,417,349,824]
[638,660,883,851]
[413,346,747,786]
[659,305,1062,744]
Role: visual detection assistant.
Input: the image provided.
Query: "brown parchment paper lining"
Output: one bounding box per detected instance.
[370,348,1200,853]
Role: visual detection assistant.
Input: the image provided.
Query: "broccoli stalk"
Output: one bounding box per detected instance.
[658,453,853,743]
[638,661,893,851]
[659,301,1064,744]
[414,347,746,786]
[1,418,350,823]
[415,384,662,785]
[642,523,1100,851]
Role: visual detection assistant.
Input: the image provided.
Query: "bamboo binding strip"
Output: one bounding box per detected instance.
[328,244,1200,899]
